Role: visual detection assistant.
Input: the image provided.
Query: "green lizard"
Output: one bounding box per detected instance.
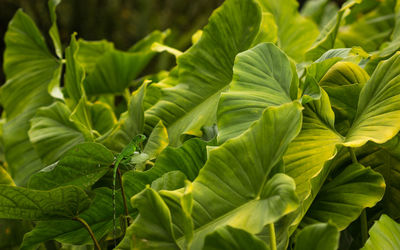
[112,134,146,246]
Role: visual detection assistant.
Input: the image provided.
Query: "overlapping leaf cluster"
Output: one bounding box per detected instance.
[1,0,400,249]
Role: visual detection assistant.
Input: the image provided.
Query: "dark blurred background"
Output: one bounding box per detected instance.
[0,0,347,85]
[0,0,226,84]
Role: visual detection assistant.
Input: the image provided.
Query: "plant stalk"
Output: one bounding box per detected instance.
[118,168,130,228]
[74,217,101,250]
[348,147,358,164]
[269,223,277,250]
[360,209,368,245]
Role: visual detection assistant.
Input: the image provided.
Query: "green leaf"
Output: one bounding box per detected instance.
[46,0,63,99]
[65,34,85,107]
[82,31,167,96]
[125,181,195,249]
[75,30,167,95]
[145,0,261,145]
[301,57,343,103]
[339,2,396,53]
[251,12,278,46]
[84,51,147,95]
[89,101,116,135]
[319,61,370,87]
[257,0,319,61]
[320,61,369,131]
[294,223,339,250]
[301,163,385,230]
[203,226,268,250]
[142,121,169,160]
[0,10,58,119]
[28,102,85,165]
[0,185,90,220]
[21,188,123,249]
[284,90,343,201]
[76,39,114,73]
[129,187,179,250]
[343,52,400,147]
[48,0,62,59]
[180,103,301,249]
[362,214,400,250]
[151,171,187,191]
[102,83,147,151]
[376,11,400,58]
[121,102,302,250]
[315,47,369,63]
[70,98,116,141]
[0,10,60,185]
[217,43,294,143]
[28,142,114,190]
[305,0,360,61]
[358,141,400,220]
[301,0,339,29]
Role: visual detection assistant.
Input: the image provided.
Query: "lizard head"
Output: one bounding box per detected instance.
[134,134,146,144]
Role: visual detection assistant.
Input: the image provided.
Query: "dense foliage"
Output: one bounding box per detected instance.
[1,0,400,249]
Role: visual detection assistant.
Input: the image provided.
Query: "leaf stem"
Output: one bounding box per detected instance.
[73,217,101,250]
[360,209,368,245]
[348,147,358,164]
[269,223,277,250]
[118,168,130,228]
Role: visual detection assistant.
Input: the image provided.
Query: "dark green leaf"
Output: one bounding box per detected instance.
[203,226,268,250]
[28,142,114,190]
[0,185,90,220]
[294,223,339,250]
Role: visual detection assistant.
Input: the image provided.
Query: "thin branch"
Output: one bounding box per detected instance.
[118,167,130,228]
[73,217,101,250]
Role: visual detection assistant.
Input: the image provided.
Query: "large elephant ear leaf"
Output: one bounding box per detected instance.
[28,102,86,165]
[344,52,400,147]
[217,42,294,143]
[145,0,261,145]
[81,30,168,96]
[362,214,400,250]
[0,185,90,220]
[301,163,385,230]
[256,0,319,62]
[359,141,400,220]
[294,222,339,250]
[184,102,301,249]
[28,142,114,190]
[320,61,369,127]
[284,90,343,201]
[20,187,124,249]
[128,187,179,250]
[0,10,61,185]
[203,226,268,250]
[121,102,302,250]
